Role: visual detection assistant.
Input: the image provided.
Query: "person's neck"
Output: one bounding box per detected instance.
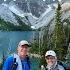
[18,54,27,60]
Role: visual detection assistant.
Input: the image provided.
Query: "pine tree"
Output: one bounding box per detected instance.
[52,3,65,60]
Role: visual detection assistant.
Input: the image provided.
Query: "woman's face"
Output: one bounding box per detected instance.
[45,55,57,67]
[17,45,29,59]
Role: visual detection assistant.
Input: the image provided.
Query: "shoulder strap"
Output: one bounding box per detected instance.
[11,57,18,70]
[57,61,66,70]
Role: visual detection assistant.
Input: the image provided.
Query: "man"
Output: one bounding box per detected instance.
[41,50,65,70]
[2,40,31,70]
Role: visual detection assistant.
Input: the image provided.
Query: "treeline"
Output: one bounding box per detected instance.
[0,17,32,31]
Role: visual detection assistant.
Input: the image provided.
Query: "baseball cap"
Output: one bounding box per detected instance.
[45,50,56,57]
[18,40,30,47]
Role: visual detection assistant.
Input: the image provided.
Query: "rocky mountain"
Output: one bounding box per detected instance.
[0,0,70,30]
[32,1,70,29]
[0,2,38,26]
[0,3,18,25]
[0,0,59,17]
[0,0,58,27]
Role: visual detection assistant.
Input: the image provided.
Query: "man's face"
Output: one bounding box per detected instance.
[17,45,29,58]
[45,55,57,67]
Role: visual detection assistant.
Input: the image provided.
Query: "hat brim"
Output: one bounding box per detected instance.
[45,55,55,57]
[21,44,31,47]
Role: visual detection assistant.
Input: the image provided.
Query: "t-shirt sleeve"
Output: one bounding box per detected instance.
[2,56,13,70]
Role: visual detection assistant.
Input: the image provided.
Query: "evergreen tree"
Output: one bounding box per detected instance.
[52,3,65,60]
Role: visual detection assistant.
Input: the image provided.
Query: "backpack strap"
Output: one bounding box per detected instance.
[11,54,18,70]
[11,58,18,70]
[57,61,66,70]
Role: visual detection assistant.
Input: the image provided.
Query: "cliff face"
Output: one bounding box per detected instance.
[0,0,70,29]
[0,0,59,17]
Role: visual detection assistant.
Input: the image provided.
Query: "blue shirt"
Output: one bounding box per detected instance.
[21,59,30,70]
[2,55,30,70]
